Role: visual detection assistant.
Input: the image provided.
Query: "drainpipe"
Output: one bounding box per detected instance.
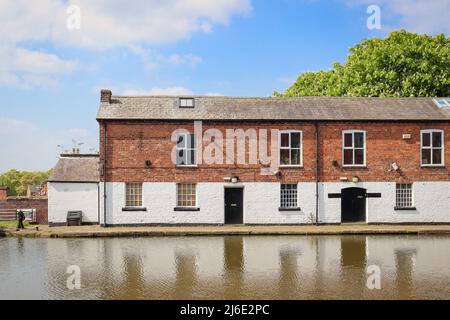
[315,122,319,226]
[102,122,107,227]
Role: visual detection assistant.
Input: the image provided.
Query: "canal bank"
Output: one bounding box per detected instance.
[2,224,450,238]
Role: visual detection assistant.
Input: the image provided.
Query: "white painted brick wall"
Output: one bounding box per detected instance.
[97,181,450,225]
[48,182,99,223]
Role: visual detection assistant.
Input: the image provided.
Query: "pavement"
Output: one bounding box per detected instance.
[2,224,450,238]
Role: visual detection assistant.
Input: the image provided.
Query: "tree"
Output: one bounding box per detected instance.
[274,30,450,97]
[0,169,52,196]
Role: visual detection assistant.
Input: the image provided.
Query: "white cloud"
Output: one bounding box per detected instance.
[122,86,194,96]
[342,0,450,34]
[204,92,224,96]
[0,118,98,171]
[129,46,202,70]
[0,46,77,75]
[0,0,252,49]
[0,72,19,87]
[0,0,250,87]
[0,45,77,89]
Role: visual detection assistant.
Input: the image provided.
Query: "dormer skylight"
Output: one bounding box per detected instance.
[179,97,195,108]
[433,98,450,108]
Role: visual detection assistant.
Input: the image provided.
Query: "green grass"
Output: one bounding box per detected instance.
[0,220,31,229]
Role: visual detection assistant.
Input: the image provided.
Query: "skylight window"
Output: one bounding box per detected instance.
[433,98,450,108]
[179,98,195,108]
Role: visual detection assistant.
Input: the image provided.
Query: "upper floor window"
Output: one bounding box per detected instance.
[125,183,142,207]
[342,130,366,166]
[421,129,444,166]
[280,184,298,209]
[179,98,195,108]
[176,133,197,166]
[279,130,302,166]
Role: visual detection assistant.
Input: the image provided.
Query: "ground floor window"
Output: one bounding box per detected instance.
[396,183,413,208]
[280,184,298,208]
[177,183,197,207]
[125,183,143,207]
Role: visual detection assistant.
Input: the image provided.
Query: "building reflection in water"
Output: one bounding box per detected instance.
[174,249,198,299]
[394,248,417,297]
[26,235,450,299]
[339,236,367,297]
[277,246,301,299]
[223,236,244,299]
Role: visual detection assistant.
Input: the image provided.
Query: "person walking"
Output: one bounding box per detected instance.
[17,210,25,230]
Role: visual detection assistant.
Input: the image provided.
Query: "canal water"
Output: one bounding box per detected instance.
[0,235,449,299]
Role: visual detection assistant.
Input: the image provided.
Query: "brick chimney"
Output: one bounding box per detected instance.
[0,186,8,200]
[100,89,112,103]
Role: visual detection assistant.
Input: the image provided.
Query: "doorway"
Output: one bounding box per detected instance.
[341,187,366,223]
[224,188,243,224]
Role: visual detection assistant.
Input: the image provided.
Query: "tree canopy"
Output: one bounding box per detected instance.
[0,169,52,196]
[274,30,450,97]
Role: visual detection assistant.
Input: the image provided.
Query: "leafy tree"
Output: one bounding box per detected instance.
[275,30,450,97]
[0,169,52,196]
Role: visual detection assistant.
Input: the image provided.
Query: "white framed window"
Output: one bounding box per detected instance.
[125,183,143,207]
[342,130,366,166]
[421,129,444,166]
[396,183,413,208]
[176,133,197,166]
[179,97,195,108]
[279,130,302,166]
[177,183,197,207]
[280,184,298,208]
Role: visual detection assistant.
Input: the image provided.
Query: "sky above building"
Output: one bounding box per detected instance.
[0,0,449,172]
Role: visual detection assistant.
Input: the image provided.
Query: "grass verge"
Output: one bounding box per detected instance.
[0,220,31,229]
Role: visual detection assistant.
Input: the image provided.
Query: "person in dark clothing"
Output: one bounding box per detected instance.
[17,210,25,230]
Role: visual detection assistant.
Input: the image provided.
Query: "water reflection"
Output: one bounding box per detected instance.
[0,235,449,299]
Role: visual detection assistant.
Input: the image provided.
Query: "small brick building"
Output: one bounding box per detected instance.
[50,90,450,225]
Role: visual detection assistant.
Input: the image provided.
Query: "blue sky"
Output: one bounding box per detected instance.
[0,0,449,172]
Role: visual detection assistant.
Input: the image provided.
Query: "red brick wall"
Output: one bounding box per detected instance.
[0,188,7,200]
[100,120,450,183]
[0,198,48,224]
[319,122,450,182]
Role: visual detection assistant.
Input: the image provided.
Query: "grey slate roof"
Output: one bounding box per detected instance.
[48,156,100,183]
[97,96,450,121]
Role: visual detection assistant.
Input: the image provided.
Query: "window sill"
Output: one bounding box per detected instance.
[176,165,198,168]
[279,165,303,169]
[278,207,301,211]
[394,206,417,211]
[342,165,367,169]
[174,207,200,211]
[122,207,147,212]
[420,165,445,168]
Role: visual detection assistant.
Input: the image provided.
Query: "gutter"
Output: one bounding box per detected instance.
[315,122,319,226]
[102,122,107,227]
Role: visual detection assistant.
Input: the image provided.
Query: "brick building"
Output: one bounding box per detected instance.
[49,90,450,225]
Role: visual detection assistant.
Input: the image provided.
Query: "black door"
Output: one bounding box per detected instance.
[225,188,243,224]
[341,187,366,223]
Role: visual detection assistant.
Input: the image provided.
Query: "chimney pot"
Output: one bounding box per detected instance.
[100,89,112,103]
